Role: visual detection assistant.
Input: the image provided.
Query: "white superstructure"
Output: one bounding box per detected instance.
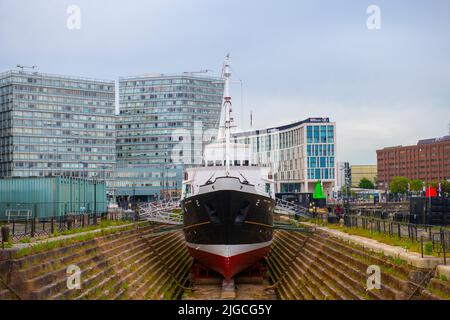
[181,55,275,200]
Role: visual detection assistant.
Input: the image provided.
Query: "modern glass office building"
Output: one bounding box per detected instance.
[232,118,337,197]
[113,73,224,201]
[0,70,116,181]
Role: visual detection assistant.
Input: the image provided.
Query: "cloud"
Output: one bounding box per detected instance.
[246,95,449,164]
[1,0,449,166]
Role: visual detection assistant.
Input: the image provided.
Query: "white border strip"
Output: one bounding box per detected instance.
[186,240,272,258]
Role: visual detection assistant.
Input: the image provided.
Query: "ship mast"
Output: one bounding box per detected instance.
[222,54,232,175]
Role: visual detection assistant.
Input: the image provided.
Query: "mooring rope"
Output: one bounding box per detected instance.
[406,266,437,300]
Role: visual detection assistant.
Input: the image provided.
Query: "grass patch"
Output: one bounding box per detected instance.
[1,241,13,248]
[12,223,136,258]
[19,237,32,244]
[7,220,133,245]
[321,224,440,257]
[429,285,450,300]
[57,220,129,237]
[392,257,405,266]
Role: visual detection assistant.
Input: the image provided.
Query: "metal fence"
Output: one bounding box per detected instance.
[343,214,449,263]
[350,203,450,226]
[0,201,109,221]
[349,207,411,222]
[1,210,135,242]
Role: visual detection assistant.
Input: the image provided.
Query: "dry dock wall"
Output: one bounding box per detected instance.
[267,228,450,300]
[0,223,192,300]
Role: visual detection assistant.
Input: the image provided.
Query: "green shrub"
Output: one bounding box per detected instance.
[440,274,448,282]
[393,257,404,266]
[424,242,433,255]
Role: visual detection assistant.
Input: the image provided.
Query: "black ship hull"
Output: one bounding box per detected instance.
[182,186,275,280]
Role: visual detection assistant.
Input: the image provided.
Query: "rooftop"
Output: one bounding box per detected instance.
[378,135,450,151]
[119,72,223,82]
[417,135,450,145]
[0,69,114,84]
[233,117,333,138]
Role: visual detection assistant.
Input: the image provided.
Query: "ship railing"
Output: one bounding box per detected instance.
[275,198,312,219]
[138,199,183,225]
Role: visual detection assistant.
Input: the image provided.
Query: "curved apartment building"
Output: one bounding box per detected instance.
[232,118,337,197]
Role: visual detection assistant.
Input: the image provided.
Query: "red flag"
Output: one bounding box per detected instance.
[426,186,437,198]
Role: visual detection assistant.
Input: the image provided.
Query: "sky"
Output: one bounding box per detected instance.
[1,0,449,164]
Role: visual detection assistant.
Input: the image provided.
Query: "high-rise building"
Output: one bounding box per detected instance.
[376,135,450,189]
[113,73,224,201]
[0,70,116,180]
[232,118,337,197]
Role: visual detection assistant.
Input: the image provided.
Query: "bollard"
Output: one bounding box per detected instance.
[31,217,37,238]
[421,235,424,258]
[50,218,55,234]
[67,216,74,230]
[443,231,447,265]
[1,226,10,248]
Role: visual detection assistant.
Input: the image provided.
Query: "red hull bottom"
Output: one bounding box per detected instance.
[188,245,271,280]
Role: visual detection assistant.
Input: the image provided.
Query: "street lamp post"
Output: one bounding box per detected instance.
[98,165,108,219]
[166,165,170,200]
[162,164,170,200]
[131,182,137,221]
[93,174,97,224]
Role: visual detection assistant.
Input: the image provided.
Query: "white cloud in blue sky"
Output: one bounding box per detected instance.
[1,0,449,164]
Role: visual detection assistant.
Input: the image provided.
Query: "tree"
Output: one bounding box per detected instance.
[358,177,375,189]
[430,180,450,194]
[409,179,423,192]
[389,176,409,194]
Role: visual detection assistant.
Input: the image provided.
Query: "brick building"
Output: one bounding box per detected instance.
[376,135,450,190]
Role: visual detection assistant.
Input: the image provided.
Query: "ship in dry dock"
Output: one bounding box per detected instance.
[181,55,276,280]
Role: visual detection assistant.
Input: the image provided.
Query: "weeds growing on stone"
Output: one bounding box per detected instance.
[321,224,440,257]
